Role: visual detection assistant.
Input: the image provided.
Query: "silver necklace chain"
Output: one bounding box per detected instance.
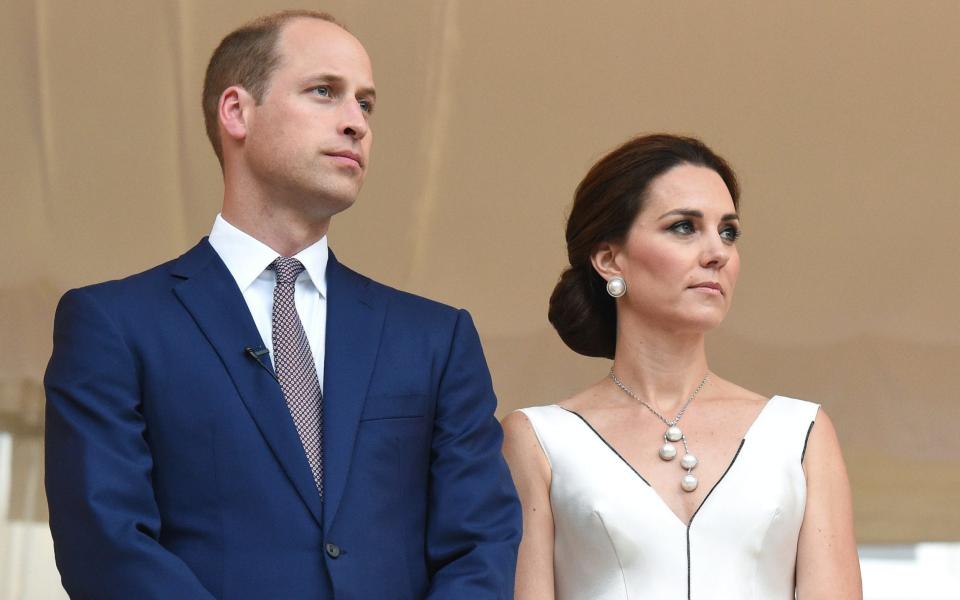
[608,368,709,426]
[607,368,710,493]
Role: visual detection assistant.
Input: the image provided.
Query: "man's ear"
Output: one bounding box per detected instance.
[218,85,252,143]
[590,241,624,283]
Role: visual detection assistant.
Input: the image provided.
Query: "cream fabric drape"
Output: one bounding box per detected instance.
[2,0,958,550]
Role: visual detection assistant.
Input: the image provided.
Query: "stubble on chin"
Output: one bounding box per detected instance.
[298,179,361,221]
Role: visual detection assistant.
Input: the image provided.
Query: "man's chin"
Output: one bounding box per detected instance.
[307,189,358,220]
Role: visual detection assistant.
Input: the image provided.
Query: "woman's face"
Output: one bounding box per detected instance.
[612,163,741,332]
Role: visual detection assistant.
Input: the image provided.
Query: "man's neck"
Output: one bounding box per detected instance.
[221,204,330,257]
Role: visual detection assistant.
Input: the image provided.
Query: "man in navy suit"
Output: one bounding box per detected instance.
[44,10,521,599]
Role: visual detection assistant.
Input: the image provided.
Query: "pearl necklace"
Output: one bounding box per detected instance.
[608,369,710,493]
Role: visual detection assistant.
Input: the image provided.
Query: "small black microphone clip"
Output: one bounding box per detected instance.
[244,346,278,381]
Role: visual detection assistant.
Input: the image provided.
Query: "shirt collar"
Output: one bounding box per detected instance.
[208,213,328,297]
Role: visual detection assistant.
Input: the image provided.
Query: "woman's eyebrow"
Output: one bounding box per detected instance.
[657,209,739,221]
[658,208,703,220]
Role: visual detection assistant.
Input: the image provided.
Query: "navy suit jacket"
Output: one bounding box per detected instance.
[44,239,521,599]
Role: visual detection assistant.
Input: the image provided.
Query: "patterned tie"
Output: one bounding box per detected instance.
[270,257,323,497]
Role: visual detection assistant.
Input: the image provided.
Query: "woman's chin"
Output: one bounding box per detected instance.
[669,310,729,335]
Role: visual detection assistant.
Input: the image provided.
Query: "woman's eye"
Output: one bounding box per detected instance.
[720,226,742,243]
[669,221,695,235]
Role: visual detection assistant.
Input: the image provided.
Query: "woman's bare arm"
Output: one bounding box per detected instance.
[796,409,863,599]
[502,411,556,600]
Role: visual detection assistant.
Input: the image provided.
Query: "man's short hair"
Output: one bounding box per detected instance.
[202,10,344,167]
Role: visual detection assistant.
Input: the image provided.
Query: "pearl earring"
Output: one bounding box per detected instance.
[606,276,626,298]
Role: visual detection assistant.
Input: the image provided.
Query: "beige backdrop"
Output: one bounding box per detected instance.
[2,0,958,545]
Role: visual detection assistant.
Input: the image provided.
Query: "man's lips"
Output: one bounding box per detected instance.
[690,281,724,295]
[324,150,364,168]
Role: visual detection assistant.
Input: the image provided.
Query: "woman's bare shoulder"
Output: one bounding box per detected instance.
[709,375,769,406]
[555,379,609,412]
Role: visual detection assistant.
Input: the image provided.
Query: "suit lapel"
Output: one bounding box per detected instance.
[170,239,324,528]
[322,252,386,531]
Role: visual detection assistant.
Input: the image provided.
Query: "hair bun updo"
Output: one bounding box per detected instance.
[548,264,617,359]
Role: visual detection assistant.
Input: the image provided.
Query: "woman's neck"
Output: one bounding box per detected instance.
[609,317,710,415]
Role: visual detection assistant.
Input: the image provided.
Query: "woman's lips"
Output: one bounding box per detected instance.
[690,282,723,295]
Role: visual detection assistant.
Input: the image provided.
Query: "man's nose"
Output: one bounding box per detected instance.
[339,99,369,140]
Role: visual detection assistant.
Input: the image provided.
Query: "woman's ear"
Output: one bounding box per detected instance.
[590,241,623,283]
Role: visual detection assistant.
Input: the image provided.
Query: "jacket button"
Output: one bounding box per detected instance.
[325,542,341,558]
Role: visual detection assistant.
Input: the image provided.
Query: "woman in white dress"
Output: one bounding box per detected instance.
[502,134,861,599]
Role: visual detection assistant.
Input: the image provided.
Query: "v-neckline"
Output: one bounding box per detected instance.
[558,396,777,528]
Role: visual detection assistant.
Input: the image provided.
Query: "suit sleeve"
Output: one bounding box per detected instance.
[424,309,522,599]
[44,288,216,599]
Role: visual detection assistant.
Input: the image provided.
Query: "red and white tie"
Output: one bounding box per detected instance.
[270,257,323,497]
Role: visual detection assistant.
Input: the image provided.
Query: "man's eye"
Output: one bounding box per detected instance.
[669,221,695,235]
[312,86,331,97]
[358,99,374,114]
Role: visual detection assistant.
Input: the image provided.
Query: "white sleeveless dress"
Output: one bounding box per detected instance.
[519,396,818,600]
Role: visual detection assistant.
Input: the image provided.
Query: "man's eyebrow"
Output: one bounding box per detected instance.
[302,73,376,99]
[657,208,739,221]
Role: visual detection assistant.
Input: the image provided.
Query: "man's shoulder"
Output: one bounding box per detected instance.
[336,261,462,322]
[59,239,211,305]
[63,259,171,305]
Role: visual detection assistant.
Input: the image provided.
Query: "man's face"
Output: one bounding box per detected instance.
[241,18,375,218]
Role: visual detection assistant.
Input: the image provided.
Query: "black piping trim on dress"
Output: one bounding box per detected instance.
[561,406,749,599]
[560,407,652,487]
[686,438,745,600]
[801,420,815,463]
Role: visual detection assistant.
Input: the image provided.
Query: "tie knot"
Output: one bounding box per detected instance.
[270,257,305,284]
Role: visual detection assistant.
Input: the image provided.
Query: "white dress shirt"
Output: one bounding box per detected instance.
[207,213,327,389]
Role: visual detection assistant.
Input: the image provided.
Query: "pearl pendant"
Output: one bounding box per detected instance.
[665,426,683,442]
[681,474,699,492]
[659,443,677,460]
[680,453,698,469]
